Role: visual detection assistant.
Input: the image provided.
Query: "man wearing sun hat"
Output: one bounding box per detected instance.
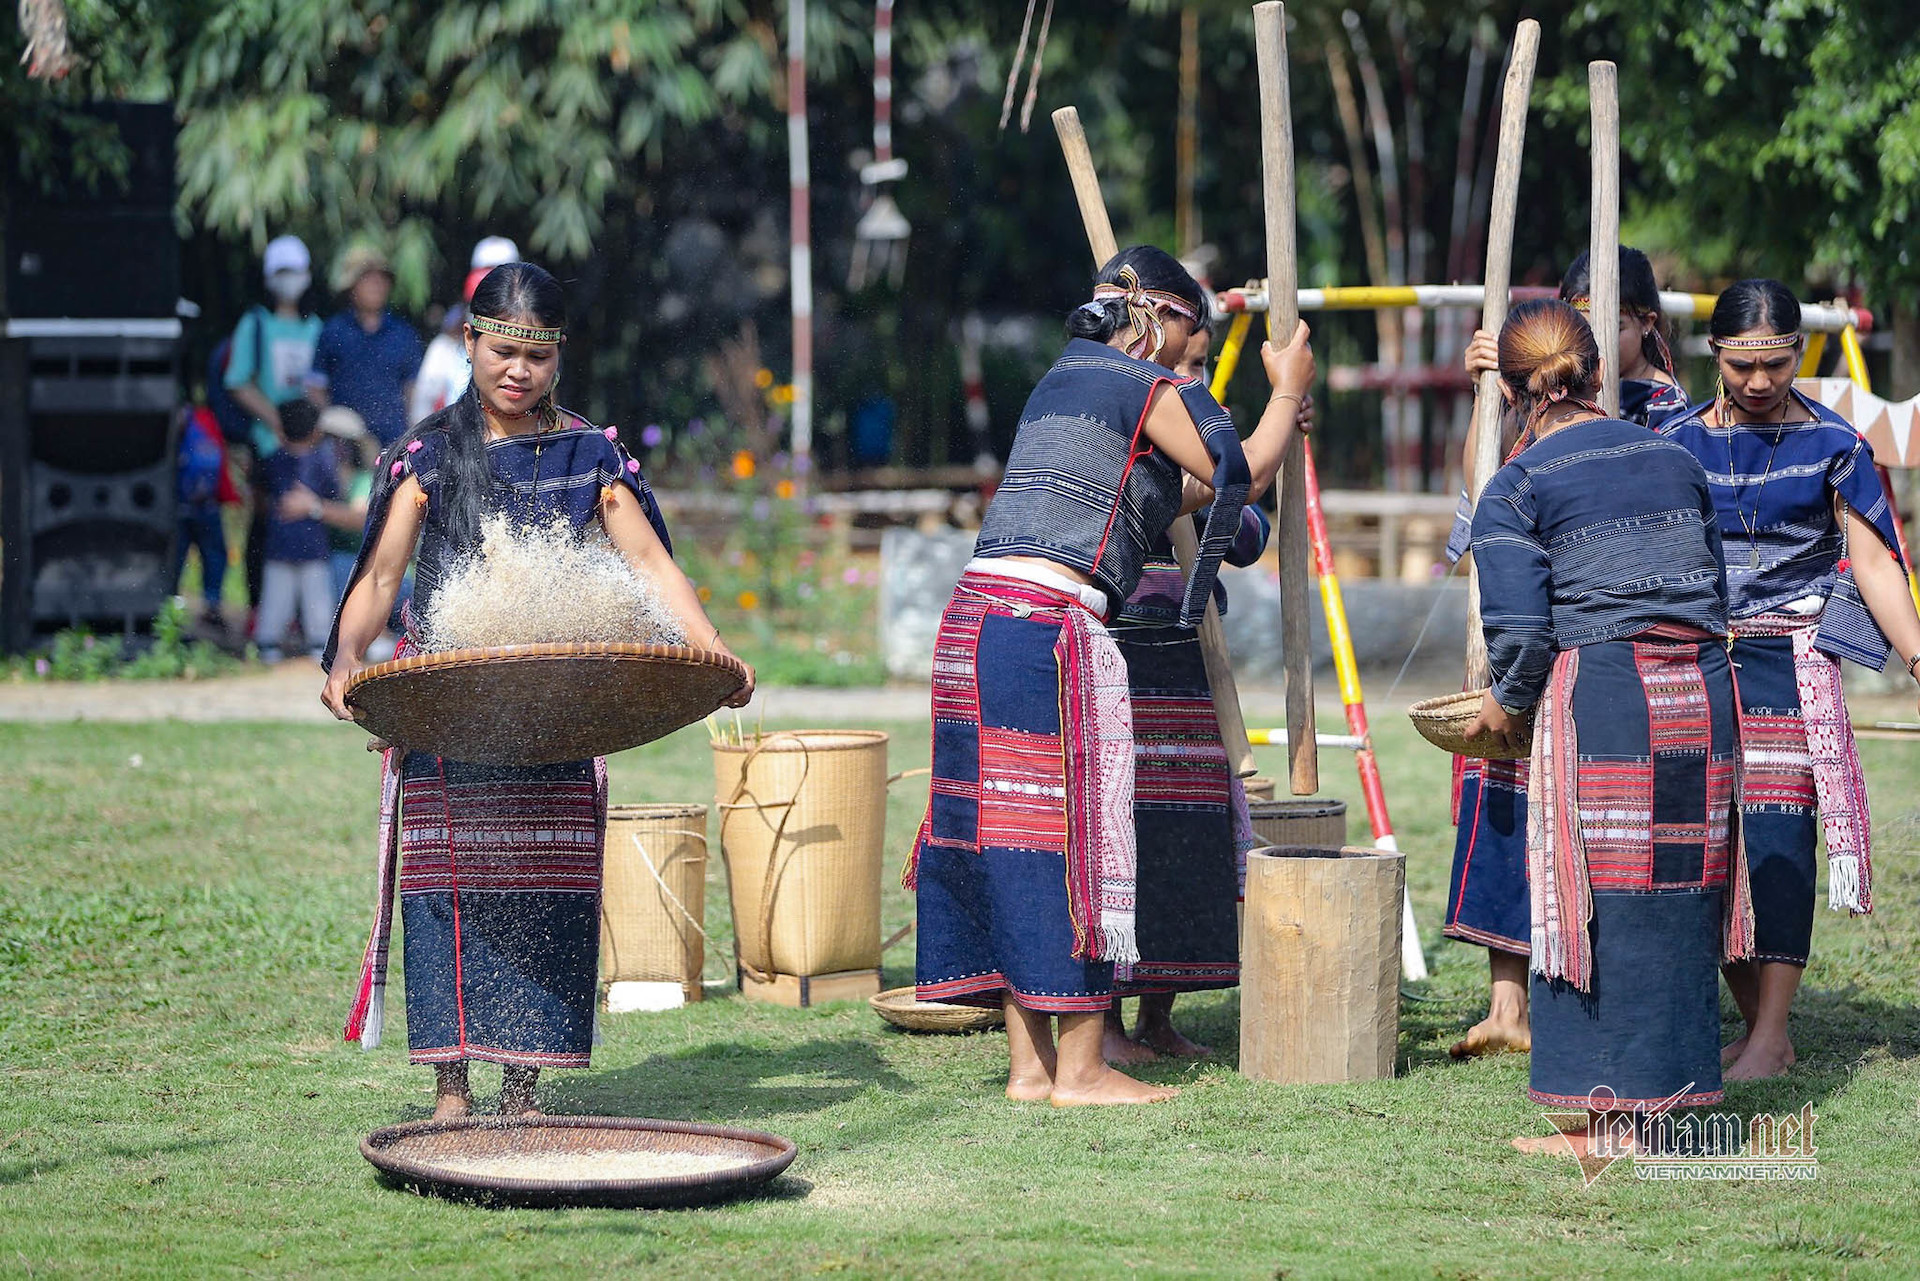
[411,236,521,424]
[310,243,425,448]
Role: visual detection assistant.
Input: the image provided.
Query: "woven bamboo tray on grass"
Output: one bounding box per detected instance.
[361,1115,795,1209]
[345,642,747,765]
[1406,689,1533,760]
[869,985,1006,1033]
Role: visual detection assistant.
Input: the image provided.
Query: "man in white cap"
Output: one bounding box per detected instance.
[410,235,521,424]
[223,233,323,617]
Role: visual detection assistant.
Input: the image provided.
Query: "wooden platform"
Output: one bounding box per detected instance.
[738,967,884,1009]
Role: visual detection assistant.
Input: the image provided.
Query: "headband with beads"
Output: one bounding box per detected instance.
[468,313,565,344]
[1710,332,1800,351]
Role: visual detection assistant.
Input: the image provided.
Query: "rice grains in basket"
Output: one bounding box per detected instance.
[418,515,686,652]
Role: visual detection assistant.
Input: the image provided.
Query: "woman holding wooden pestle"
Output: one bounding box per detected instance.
[1462,299,1745,1154]
[1103,309,1295,1063]
[1658,279,1920,1081]
[1444,246,1689,1061]
[904,246,1314,1105]
[320,263,752,1120]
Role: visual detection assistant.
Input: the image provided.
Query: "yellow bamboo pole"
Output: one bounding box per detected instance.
[1209,312,1255,400]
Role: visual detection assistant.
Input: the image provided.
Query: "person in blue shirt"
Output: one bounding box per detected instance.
[312,247,425,449]
[253,400,339,662]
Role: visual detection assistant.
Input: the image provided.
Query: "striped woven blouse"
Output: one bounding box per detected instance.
[1445,375,1690,564]
[1471,417,1727,711]
[1657,389,1905,668]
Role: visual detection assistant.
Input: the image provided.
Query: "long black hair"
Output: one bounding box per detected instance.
[379,261,569,553]
[1710,277,1800,341]
[1065,245,1205,350]
[1559,246,1672,374]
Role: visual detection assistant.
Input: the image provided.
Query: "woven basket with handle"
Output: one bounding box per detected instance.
[712,730,889,983]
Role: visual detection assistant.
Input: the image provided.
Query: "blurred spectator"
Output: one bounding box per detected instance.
[288,406,404,663]
[411,236,520,424]
[222,233,321,614]
[254,400,339,663]
[311,246,424,448]
[171,398,243,633]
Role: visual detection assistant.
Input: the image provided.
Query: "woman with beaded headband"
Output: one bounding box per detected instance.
[1462,299,1745,1153]
[905,246,1315,1105]
[1443,245,1691,1062]
[1658,278,1920,1081]
[319,263,754,1119]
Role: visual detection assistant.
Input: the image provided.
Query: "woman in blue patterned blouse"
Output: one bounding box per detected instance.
[1465,299,1746,1154]
[1445,247,1690,1062]
[1659,279,1920,1081]
[320,264,753,1120]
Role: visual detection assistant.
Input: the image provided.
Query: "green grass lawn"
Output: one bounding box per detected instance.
[3,713,1918,1277]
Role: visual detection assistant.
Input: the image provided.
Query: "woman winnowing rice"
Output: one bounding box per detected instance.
[1462,299,1748,1154]
[904,245,1315,1107]
[319,262,753,1120]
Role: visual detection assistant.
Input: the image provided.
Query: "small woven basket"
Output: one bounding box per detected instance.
[869,986,1005,1033]
[1407,689,1533,760]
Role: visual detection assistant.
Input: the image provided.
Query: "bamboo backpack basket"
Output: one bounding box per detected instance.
[599,803,711,1003]
[712,731,890,999]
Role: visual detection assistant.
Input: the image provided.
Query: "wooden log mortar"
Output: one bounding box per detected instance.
[1051,104,1258,777]
[1241,844,1404,1083]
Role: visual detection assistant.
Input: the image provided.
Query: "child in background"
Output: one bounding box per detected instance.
[172,399,243,635]
[254,400,339,662]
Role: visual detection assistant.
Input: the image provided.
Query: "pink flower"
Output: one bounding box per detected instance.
[406,439,423,453]
[604,426,619,441]
[843,567,861,585]
[625,458,640,474]
[390,461,404,477]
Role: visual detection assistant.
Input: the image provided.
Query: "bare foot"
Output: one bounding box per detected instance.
[1135,1023,1212,1058]
[1449,1015,1531,1059]
[432,1092,472,1121]
[1006,1070,1054,1103]
[1102,1024,1159,1065]
[1720,1032,1750,1067]
[1512,1132,1575,1156]
[499,1066,542,1116]
[1050,1067,1179,1108]
[1724,1036,1795,1081]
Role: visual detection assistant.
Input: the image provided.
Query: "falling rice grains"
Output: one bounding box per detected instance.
[418,514,686,652]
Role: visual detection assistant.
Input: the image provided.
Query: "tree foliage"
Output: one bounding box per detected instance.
[1546,0,1920,310]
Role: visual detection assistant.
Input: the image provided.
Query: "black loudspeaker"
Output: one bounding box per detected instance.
[0,330,180,647]
[6,102,179,319]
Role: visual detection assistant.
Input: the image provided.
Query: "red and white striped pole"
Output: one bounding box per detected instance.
[874,0,894,166]
[788,0,814,485]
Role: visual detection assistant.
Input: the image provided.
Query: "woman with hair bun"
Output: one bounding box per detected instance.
[906,245,1314,1106]
[319,262,753,1120]
[1464,298,1746,1153]
[1659,278,1920,1080]
[1444,245,1691,1060]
